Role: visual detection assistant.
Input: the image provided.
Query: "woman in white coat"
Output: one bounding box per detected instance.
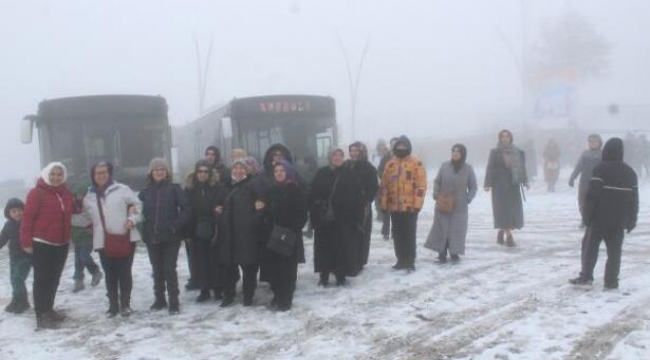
[74,161,141,317]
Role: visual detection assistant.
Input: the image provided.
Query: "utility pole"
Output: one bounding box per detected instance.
[194,33,214,115]
[337,34,370,141]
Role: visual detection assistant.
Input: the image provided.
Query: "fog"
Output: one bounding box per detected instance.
[1,0,649,181]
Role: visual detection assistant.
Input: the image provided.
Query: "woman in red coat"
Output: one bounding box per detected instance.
[20,162,74,329]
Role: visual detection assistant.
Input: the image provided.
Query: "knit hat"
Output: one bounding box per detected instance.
[148,157,170,173]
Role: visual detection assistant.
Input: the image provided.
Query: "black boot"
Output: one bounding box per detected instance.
[437,252,447,264]
[335,274,347,286]
[4,298,18,313]
[37,314,60,330]
[450,254,460,263]
[196,289,211,303]
[168,297,180,315]
[150,295,167,311]
[497,230,505,245]
[392,260,407,270]
[220,295,235,308]
[318,273,330,287]
[120,293,132,317]
[569,276,593,286]
[13,294,31,314]
[107,299,119,318]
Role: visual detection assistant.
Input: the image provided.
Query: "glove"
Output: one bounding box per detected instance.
[568,179,575,188]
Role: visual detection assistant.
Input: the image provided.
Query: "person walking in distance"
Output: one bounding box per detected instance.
[484,130,529,247]
[569,134,603,227]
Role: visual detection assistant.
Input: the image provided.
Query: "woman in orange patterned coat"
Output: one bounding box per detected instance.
[380,135,427,272]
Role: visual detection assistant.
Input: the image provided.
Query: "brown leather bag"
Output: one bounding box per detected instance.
[435,193,456,214]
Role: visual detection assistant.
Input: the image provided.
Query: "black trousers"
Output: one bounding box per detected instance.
[391,212,418,266]
[580,226,625,285]
[221,264,259,299]
[359,204,373,267]
[381,209,391,237]
[98,244,135,308]
[33,242,69,316]
[266,251,298,307]
[146,242,181,303]
[184,240,196,285]
[191,239,214,290]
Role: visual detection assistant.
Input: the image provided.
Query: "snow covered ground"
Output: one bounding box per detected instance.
[1,168,649,360]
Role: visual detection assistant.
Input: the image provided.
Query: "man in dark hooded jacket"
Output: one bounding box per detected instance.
[205,146,230,185]
[569,138,638,289]
[346,141,378,270]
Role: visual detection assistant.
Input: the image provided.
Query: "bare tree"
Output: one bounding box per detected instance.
[531,11,611,82]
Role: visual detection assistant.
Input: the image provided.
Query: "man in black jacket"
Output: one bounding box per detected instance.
[569,138,638,289]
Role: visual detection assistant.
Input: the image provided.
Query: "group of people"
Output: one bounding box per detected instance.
[0,129,640,330]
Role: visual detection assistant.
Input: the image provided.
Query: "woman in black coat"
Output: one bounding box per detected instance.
[484,130,529,247]
[259,160,308,312]
[347,141,379,270]
[215,159,264,307]
[139,158,190,315]
[310,148,364,286]
[184,160,226,303]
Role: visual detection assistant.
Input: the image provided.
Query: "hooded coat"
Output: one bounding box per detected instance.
[310,160,364,276]
[584,138,638,231]
[380,136,427,213]
[425,153,477,255]
[484,131,528,229]
[20,163,75,249]
[0,199,28,258]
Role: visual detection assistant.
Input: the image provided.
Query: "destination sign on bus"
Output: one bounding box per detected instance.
[259,101,311,114]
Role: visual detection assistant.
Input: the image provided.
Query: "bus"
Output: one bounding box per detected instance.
[21,95,172,190]
[174,94,338,181]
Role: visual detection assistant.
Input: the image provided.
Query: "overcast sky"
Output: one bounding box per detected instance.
[1,0,649,180]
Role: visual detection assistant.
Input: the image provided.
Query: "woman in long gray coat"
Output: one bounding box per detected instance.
[425,144,477,263]
[484,130,529,247]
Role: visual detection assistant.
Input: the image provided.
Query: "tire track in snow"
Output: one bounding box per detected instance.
[564,293,650,360]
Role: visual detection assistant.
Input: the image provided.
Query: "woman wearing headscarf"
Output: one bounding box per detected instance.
[20,162,74,329]
[184,160,226,303]
[310,149,364,286]
[258,160,308,311]
[484,130,529,247]
[216,159,264,307]
[346,141,379,271]
[73,161,141,317]
[425,144,477,262]
[139,158,190,315]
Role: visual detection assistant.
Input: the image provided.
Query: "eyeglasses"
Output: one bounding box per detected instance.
[197,170,209,174]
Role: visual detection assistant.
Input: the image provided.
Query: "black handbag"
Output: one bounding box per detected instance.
[311,174,339,229]
[267,224,298,257]
[195,219,215,241]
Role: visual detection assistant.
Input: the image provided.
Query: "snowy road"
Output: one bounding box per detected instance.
[1,169,649,360]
